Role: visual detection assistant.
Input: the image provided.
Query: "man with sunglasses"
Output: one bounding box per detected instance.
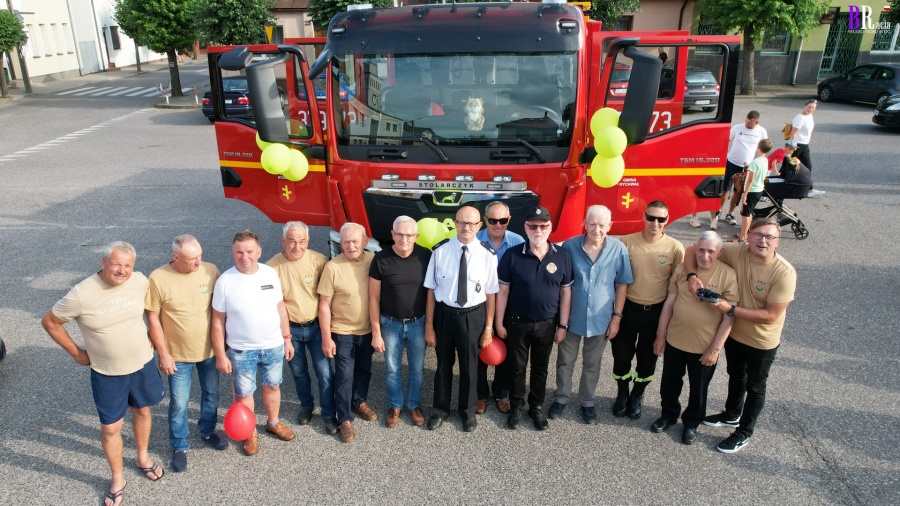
[614,201,685,420]
[475,201,524,414]
[685,218,796,453]
[495,206,573,431]
[369,216,432,428]
[424,206,499,432]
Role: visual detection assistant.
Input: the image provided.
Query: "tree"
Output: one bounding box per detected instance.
[590,0,641,29]
[114,0,196,97]
[886,0,900,24]
[700,0,830,95]
[0,10,27,98]
[308,0,392,33]
[194,0,276,46]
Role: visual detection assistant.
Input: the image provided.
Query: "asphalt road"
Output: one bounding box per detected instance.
[0,79,898,505]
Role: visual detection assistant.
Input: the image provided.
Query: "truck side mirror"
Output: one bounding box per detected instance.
[246,52,292,145]
[619,45,662,145]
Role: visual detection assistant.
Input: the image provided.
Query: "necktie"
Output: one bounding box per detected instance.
[456,245,468,307]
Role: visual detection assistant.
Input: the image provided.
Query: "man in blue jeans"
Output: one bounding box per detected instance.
[267,222,337,435]
[146,235,227,472]
[369,216,432,427]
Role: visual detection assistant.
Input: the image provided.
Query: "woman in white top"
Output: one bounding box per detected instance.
[789,99,823,197]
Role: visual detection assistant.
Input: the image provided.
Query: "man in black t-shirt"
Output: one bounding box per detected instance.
[369,216,432,428]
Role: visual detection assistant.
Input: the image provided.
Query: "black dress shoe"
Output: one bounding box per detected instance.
[507,408,525,430]
[650,417,675,433]
[297,407,314,425]
[323,416,339,436]
[427,416,444,431]
[463,417,477,432]
[612,393,628,418]
[626,395,643,419]
[529,408,549,431]
[682,426,697,445]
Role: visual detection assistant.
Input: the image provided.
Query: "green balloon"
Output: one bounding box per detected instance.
[594,126,628,158]
[261,143,291,175]
[255,132,271,151]
[589,107,620,137]
[415,218,448,250]
[590,154,625,188]
[283,150,309,182]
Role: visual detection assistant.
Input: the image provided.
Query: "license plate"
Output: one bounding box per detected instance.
[696,100,711,105]
[225,99,233,104]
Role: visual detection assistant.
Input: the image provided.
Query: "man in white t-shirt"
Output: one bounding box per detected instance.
[212,230,295,456]
[694,111,768,229]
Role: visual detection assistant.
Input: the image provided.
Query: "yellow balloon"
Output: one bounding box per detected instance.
[415,218,449,250]
[283,150,309,182]
[256,132,272,151]
[261,143,291,175]
[594,126,628,158]
[590,155,625,188]
[589,108,620,137]
[445,226,457,241]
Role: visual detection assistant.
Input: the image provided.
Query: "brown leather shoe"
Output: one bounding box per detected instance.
[386,407,400,428]
[410,407,425,426]
[265,421,295,441]
[352,402,378,422]
[339,421,355,443]
[496,398,511,413]
[476,399,487,414]
[242,431,259,456]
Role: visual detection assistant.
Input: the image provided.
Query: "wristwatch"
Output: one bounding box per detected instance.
[557,324,569,331]
[727,305,736,317]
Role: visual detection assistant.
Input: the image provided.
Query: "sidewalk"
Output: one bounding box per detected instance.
[0,57,206,109]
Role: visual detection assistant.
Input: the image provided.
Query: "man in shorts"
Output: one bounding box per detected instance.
[212,230,296,456]
[42,241,166,506]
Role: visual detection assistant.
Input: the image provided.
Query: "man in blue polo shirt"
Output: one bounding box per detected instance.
[475,201,524,414]
[550,205,632,424]
[495,206,573,431]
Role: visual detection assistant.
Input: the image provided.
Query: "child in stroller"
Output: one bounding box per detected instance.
[753,140,812,239]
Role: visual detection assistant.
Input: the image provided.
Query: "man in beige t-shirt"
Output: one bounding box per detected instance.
[318,222,375,443]
[145,235,224,473]
[614,200,685,419]
[42,241,166,505]
[651,231,738,445]
[266,221,336,436]
[685,218,797,454]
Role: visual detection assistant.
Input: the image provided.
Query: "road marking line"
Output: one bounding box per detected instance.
[125,88,156,97]
[71,87,114,96]
[108,87,146,96]
[55,87,95,95]
[88,87,128,96]
[139,89,161,97]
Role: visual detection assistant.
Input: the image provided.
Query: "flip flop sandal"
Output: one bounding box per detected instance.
[136,462,165,482]
[104,482,126,506]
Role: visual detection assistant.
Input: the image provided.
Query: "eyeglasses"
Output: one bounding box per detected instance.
[487,217,510,225]
[749,231,779,241]
[525,223,551,231]
[392,231,417,240]
[644,214,668,223]
[806,99,817,104]
[455,220,480,228]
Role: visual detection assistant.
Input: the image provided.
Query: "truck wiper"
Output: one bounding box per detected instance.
[492,138,546,163]
[378,136,449,163]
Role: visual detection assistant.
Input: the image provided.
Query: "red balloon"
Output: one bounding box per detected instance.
[224,402,256,441]
[480,338,507,366]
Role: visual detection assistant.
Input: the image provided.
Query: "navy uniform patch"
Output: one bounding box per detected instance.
[432,238,450,250]
[480,241,496,255]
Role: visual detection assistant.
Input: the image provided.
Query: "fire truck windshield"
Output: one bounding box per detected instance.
[331,52,577,149]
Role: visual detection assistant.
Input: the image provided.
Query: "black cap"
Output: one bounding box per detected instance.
[525,206,551,222]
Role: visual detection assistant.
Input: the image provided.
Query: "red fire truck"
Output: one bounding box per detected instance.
[206,1,740,254]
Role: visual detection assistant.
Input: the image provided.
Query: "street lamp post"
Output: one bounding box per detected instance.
[6,0,31,93]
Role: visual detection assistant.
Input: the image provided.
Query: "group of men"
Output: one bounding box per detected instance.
[42,199,795,506]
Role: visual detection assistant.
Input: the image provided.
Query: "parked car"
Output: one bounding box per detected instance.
[818,64,900,105]
[202,76,252,122]
[299,73,355,101]
[607,64,631,100]
[872,93,900,128]
[681,66,720,112]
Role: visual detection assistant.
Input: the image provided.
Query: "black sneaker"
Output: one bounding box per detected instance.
[323,416,339,435]
[650,417,675,433]
[626,395,643,419]
[201,432,228,451]
[681,426,697,445]
[297,407,314,425]
[612,393,628,418]
[548,401,566,420]
[703,412,740,428]
[581,406,597,425]
[717,432,750,453]
[172,450,188,472]
[529,408,549,431]
[507,408,525,430]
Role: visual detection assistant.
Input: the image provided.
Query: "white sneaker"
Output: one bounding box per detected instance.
[690,216,701,228]
[807,189,825,198]
[710,220,718,230]
[759,196,770,203]
[725,215,738,226]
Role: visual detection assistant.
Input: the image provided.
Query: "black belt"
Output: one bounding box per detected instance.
[626,299,664,311]
[507,313,555,324]
[439,302,484,315]
[382,314,424,324]
[289,318,318,328]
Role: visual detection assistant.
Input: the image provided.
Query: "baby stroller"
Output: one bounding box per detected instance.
[752,167,811,240]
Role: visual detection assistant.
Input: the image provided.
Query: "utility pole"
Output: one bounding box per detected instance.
[6,0,31,93]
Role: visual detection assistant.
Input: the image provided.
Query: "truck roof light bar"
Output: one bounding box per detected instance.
[418,174,437,181]
[347,3,372,10]
[542,0,567,4]
[559,19,578,30]
[331,26,347,35]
